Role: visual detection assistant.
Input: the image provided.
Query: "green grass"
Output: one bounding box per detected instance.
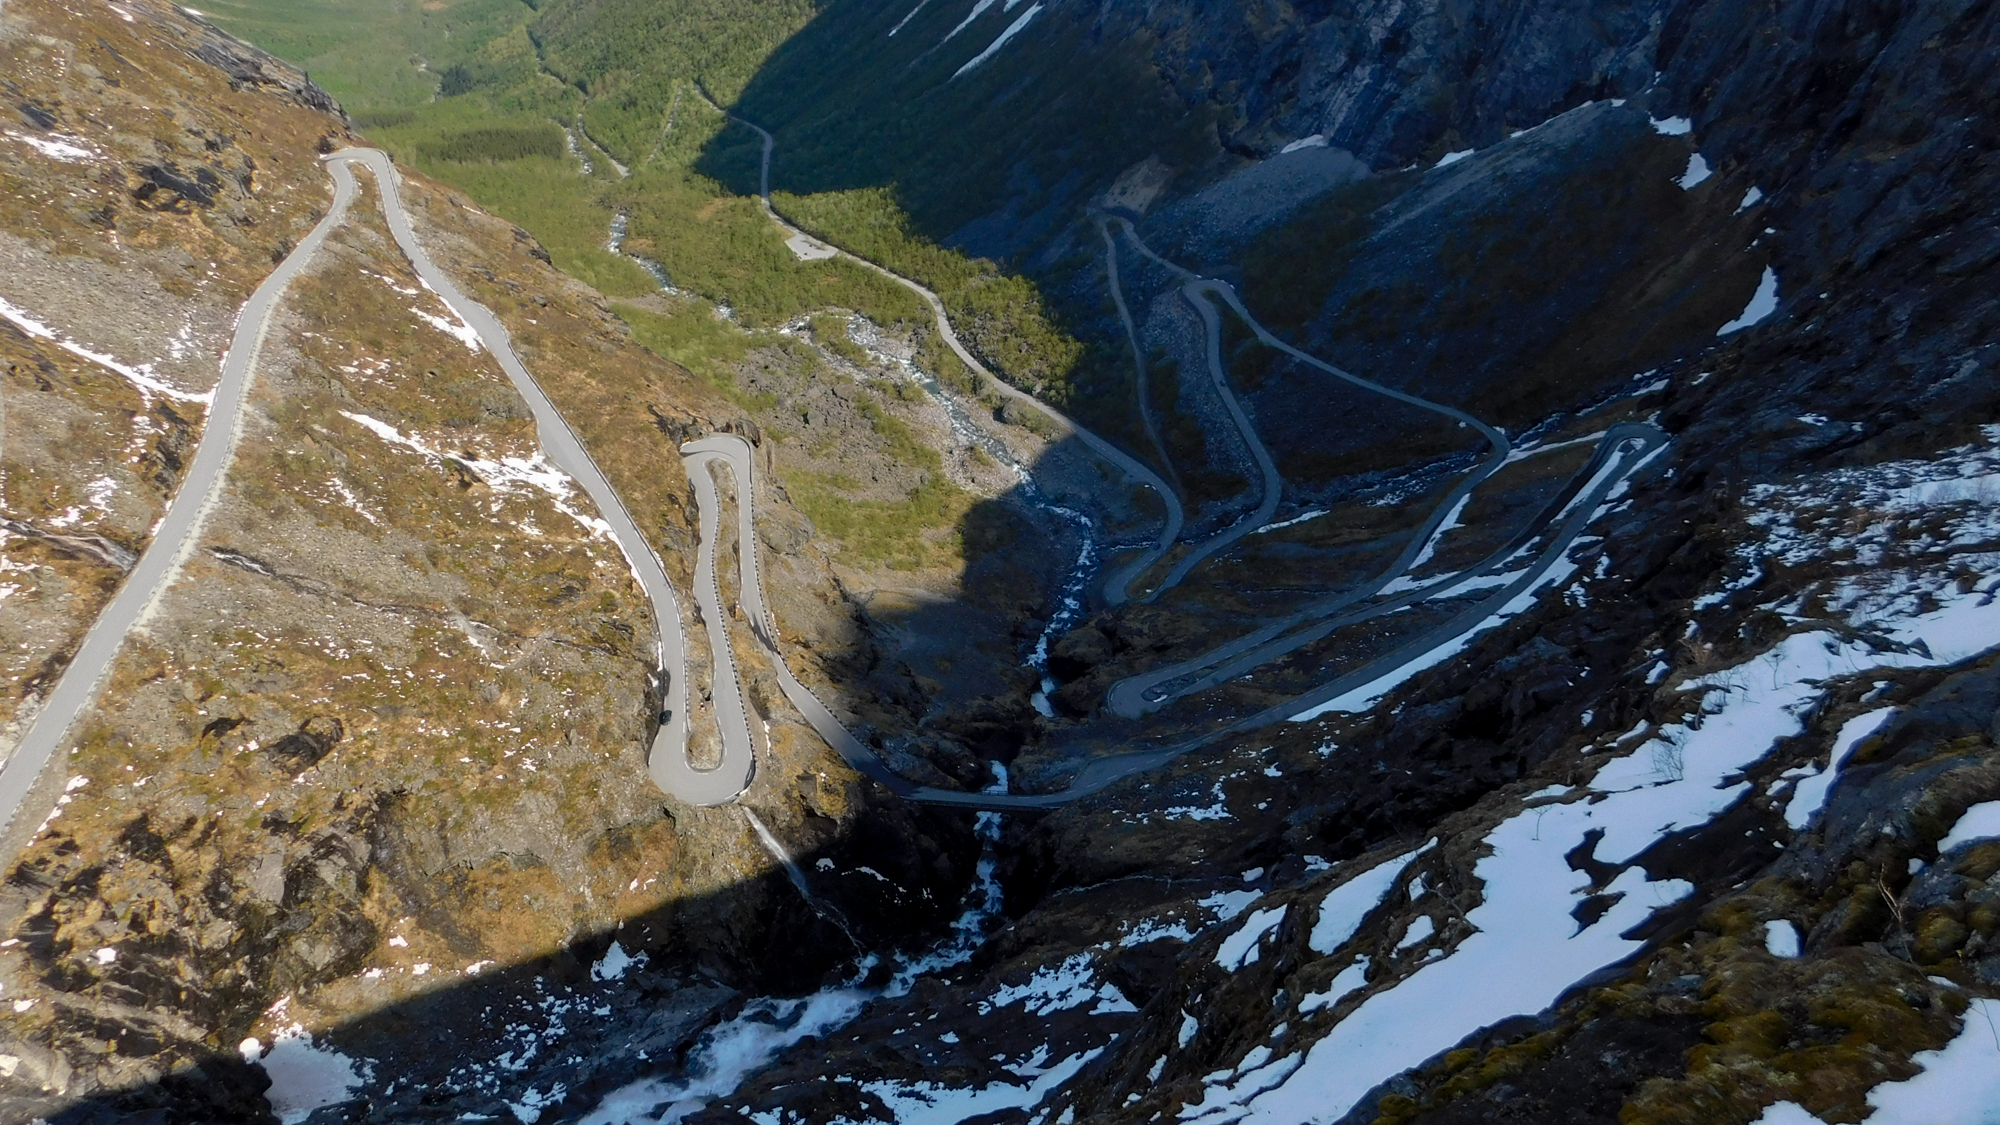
[785,470,975,572]
[614,301,752,378]
[419,124,566,163]
[610,165,927,329]
[197,0,539,116]
[775,187,1083,399]
[359,91,655,298]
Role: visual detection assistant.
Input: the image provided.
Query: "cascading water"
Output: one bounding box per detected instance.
[564,124,595,177]
[742,807,863,953]
[580,766,1011,1125]
[606,211,677,294]
[841,316,1100,714]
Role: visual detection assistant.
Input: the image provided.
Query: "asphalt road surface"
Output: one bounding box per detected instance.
[0,158,363,845]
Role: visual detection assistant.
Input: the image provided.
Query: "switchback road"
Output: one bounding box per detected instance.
[702,98,1185,605]
[0,158,362,845]
[326,150,746,807]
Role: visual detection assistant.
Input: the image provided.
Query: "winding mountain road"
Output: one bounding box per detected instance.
[3,131,1669,830]
[670,108,1671,809]
[1108,423,1658,719]
[704,99,1185,605]
[1095,218,1181,494]
[1097,218,1523,714]
[676,420,1661,810]
[0,159,364,843]
[1,147,755,847]
[1138,278,1287,597]
[323,150,747,807]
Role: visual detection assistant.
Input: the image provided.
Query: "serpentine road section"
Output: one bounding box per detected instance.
[680,434,1179,808]
[1104,217,1515,605]
[318,150,748,807]
[1100,218,1522,714]
[1108,423,1658,718]
[706,99,1183,606]
[1095,216,1182,511]
[680,423,1663,811]
[1141,278,1286,597]
[0,159,364,848]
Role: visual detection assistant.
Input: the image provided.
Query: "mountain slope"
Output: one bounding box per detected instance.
[3,0,1998,1121]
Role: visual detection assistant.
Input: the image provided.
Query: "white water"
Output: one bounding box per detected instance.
[744,807,863,951]
[582,767,1011,1123]
[607,211,677,293]
[839,315,1103,716]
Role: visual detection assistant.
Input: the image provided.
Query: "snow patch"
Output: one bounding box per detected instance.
[951,3,1042,78]
[1938,800,2000,853]
[338,411,615,541]
[1300,956,1372,1013]
[592,941,642,981]
[5,130,100,162]
[1215,906,1288,971]
[1782,708,1896,830]
[983,954,1127,1016]
[0,294,211,404]
[410,307,483,353]
[855,1046,1104,1125]
[248,1003,370,1125]
[938,0,998,45]
[1750,1104,1825,1125]
[888,0,932,35]
[1856,998,2000,1123]
[1253,509,1327,535]
[1719,267,1780,334]
[1676,153,1713,190]
[1308,846,1426,955]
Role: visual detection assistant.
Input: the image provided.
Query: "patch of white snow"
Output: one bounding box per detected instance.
[1938,800,2000,853]
[1676,153,1713,190]
[951,3,1042,78]
[1719,267,1780,334]
[1764,920,1802,958]
[1856,998,2000,1124]
[1215,906,1287,971]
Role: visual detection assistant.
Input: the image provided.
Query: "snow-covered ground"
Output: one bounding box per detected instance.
[1172,431,2000,1123]
[446,413,1999,1125]
[0,292,212,403]
[951,3,1043,78]
[243,998,370,1125]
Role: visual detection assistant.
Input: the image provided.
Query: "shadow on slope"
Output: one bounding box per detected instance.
[6,782,996,1124]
